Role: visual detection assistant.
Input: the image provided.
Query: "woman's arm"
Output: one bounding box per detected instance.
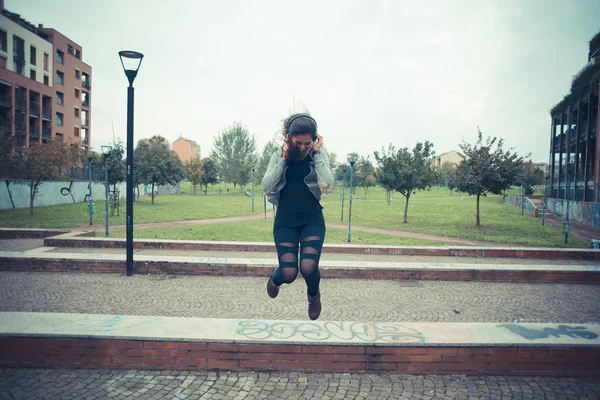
[313,150,333,188]
[261,151,286,193]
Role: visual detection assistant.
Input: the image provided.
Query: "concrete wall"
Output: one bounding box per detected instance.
[0,180,181,210]
[0,180,126,210]
[546,198,600,231]
[503,194,536,214]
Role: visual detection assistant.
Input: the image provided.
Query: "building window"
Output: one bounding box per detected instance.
[30,45,36,65]
[74,126,79,137]
[67,44,74,55]
[75,69,80,79]
[56,133,63,142]
[74,88,79,98]
[82,72,90,89]
[43,75,49,85]
[0,30,6,52]
[44,53,49,71]
[30,69,36,80]
[81,110,88,126]
[14,61,23,75]
[56,92,64,106]
[56,70,64,85]
[56,112,63,126]
[74,107,79,117]
[56,49,64,64]
[75,49,80,59]
[81,91,89,106]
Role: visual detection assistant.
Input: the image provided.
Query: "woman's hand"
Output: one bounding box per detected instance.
[282,142,290,161]
[313,134,323,152]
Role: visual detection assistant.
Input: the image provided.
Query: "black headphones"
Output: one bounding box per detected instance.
[287,114,317,140]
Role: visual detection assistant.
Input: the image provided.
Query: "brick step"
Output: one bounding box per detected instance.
[43,234,600,261]
[1,312,598,376]
[1,251,599,283]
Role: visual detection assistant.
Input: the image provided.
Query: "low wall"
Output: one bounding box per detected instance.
[0,181,181,210]
[503,195,537,215]
[546,198,600,231]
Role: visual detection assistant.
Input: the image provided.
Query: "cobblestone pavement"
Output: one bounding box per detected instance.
[1,369,599,399]
[1,272,598,323]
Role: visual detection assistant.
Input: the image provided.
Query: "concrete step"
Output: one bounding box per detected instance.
[1,250,599,283]
[1,312,598,376]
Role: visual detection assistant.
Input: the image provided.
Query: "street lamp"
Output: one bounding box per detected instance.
[119,50,144,277]
[87,155,94,225]
[340,165,347,221]
[347,153,358,242]
[251,167,256,213]
[542,175,549,226]
[101,145,112,236]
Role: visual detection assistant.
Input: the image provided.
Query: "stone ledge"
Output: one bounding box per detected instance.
[1,252,599,283]
[0,313,598,376]
[42,236,600,260]
[0,228,70,239]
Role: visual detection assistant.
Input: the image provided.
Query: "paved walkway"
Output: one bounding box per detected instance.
[2,369,598,399]
[1,272,598,323]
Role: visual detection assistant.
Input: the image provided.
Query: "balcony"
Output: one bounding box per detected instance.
[82,79,91,90]
[82,99,89,107]
[42,106,51,119]
[0,95,11,108]
[0,116,11,133]
[42,127,51,140]
[13,53,25,64]
[29,101,40,117]
[81,119,89,126]
[15,124,26,136]
[15,99,26,111]
[29,128,39,139]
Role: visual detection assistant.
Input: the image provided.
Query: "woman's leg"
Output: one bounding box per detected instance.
[299,223,326,320]
[267,227,301,298]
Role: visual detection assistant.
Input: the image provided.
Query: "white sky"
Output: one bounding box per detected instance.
[7,0,600,163]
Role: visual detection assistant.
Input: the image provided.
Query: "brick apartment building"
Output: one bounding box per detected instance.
[172,136,201,164]
[0,0,92,149]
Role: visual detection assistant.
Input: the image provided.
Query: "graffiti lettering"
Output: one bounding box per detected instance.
[498,324,599,340]
[236,321,474,343]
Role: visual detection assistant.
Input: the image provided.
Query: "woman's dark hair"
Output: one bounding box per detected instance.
[283,113,317,140]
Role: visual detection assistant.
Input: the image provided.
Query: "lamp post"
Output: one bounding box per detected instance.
[251,167,255,213]
[542,175,549,226]
[101,145,112,236]
[347,154,358,242]
[521,184,525,216]
[87,155,93,225]
[340,165,347,221]
[119,50,144,277]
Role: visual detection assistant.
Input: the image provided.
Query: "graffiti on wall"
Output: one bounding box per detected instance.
[546,199,600,230]
[503,195,535,212]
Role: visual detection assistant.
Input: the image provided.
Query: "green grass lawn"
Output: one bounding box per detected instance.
[109,218,449,246]
[0,192,260,229]
[0,183,588,247]
[320,194,587,247]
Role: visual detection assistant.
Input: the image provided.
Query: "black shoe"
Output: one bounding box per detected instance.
[267,270,280,299]
[307,291,321,320]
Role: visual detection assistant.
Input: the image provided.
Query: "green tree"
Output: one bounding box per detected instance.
[517,161,545,196]
[374,141,437,223]
[354,156,376,200]
[102,141,125,193]
[0,133,16,179]
[185,157,204,195]
[210,122,257,190]
[200,158,219,194]
[13,140,70,215]
[255,141,279,186]
[454,128,525,226]
[134,135,185,204]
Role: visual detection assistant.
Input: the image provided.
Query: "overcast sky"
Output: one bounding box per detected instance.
[8,0,600,163]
